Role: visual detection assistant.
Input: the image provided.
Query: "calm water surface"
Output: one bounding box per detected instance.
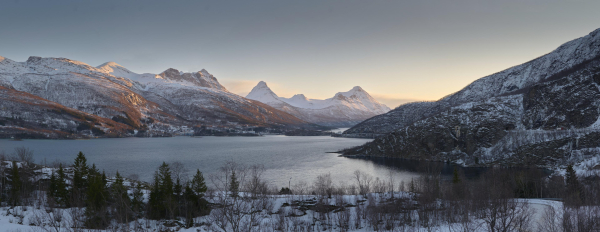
[0,136,424,188]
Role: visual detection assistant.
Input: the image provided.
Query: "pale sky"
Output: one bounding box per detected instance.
[2,0,600,108]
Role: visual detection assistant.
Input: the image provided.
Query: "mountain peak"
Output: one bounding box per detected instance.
[291,94,307,99]
[97,61,123,69]
[246,81,281,103]
[257,81,268,87]
[351,86,363,91]
[289,94,309,103]
[96,61,135,76]
[157,68,226,91]
[26,56,42,64]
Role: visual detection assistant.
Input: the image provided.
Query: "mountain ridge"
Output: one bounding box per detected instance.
[0,56,321,138]
[342,27,600,175]
[246,81,390,127]
[346,27,600,135]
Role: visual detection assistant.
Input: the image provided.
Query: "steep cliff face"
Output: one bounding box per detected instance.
[343,28,600,172]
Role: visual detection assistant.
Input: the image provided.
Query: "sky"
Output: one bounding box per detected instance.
[1,0,600,108]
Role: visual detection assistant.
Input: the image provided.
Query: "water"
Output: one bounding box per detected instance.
[327,127,349,134]
[0,136,423,188]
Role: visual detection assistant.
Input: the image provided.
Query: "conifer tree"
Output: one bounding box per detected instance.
[73,152,89,189]
[191,169,208,198]
[49,164,69,207]
[565,164,584,204]
[130,182,144,217]
[9,161,21,206]
[229,170,239,197]
[111,171,131,223]
[85,165,109,228]
[149,162,176,219]
[72,151,89,205]
[148,171,163,219]
[452,167,461,184]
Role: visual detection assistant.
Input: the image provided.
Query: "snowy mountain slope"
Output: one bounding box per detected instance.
[346,27,600,135]
[0,56,319,138]
[246,81,390,127]
[343,27,600,171]
[0,86,132,138]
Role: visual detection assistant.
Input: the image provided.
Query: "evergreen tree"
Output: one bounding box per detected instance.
[229,170,239,197]
[9,161,22,206]
[130,182,144,217]
[111,171,131,223]
[72,152,89,189]
[148,171,163,219]
[191,169,208,198]
[148,162,176,219]
[48,164,69,207]
[48,171,56,203]
[71,151,89,205]
[452,167,461,184]
[158,162,174,197]
[565,164,584,205]
[174,177,182,217]
[85,165,109,228]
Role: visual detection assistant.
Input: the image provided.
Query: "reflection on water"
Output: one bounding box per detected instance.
[0,136,550,189]
[345,156,488,180]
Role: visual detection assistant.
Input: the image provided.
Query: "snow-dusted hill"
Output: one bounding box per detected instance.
[0,56,318,138]
[347,27,600,135]
[246,81,390,127]
[342,27,600,172]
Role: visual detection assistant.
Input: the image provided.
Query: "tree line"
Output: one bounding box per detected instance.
[1,147,599,231]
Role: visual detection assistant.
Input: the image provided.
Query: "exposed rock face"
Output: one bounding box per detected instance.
[343,28,600,171]
[159,68,227,91]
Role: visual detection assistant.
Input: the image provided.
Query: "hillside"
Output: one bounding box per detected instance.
[0,56,320,138]
[342,28,600,173]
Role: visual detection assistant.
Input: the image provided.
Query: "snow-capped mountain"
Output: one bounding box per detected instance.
[342,27,600,173]
[347,27,600,135]
[0,56,319,138]
[246,81,390,127]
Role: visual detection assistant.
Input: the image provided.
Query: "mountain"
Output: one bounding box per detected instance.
[342,28,600,174]
[0,56,319,138]
[246,81,390,127]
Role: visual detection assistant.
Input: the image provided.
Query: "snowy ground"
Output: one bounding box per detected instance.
[0,195,567,232]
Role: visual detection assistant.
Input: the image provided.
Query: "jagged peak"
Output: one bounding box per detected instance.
[292,94,306,98]
[26,56,42,64]
[162,68,180,74]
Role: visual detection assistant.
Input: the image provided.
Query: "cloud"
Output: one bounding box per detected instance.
[370,93,423,109]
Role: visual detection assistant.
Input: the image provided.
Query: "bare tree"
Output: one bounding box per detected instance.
[13,147,34,167]
[353,170,373,197]
[313,173,334,198]
[537,205,562,232]
[170,161,188,182]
